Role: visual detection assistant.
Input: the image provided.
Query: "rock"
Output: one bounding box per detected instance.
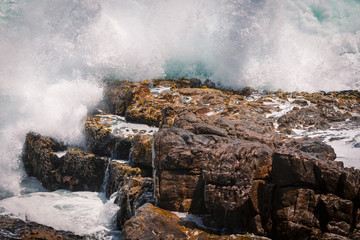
[277,105,351,131]
[121,203,269,240]
[85,117,132,158]
[273,188,320,239]
[154,127,211,212]
[203,141,273,231]
[274,221,321,240]
[56,148,108,191]
[105,161,142,198]
[121,203,186,240]
[320,232,349,240]
[23,132,108,191]
[318,194,353,236]
[272,149,359,200]
[204,79,216,89]
[272,151,319,188]
[104,80,137,116]
[115,177,154,229]
[292,99,309,107]
[190,78,202,88]
[131,134,153,169]
[241,87,255,97]
[99,81,360,239]
[0,215,85,240]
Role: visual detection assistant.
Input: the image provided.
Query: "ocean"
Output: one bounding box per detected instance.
[0,0,359,238]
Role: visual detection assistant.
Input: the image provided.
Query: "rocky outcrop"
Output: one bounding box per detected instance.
[85,117,132,158]
[0,216,85,240]
[20,80,360,239]
[131,134,153,169]
[115,177,155,229]
[277,105,351,131]
[121,203,268,240]
[154,127,210,212]
[104,80,137,116]
[153,110,360,239]
[105,161,141,198]
[23,132,108,191]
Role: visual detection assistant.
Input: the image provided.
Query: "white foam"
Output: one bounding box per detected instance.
[150,86,171,97]
[291,122,360,169]
[55,150,67,158]
[97,114,159,137]
[0,190,120,238]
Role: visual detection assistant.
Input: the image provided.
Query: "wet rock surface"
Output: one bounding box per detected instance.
[0,216,85,240]
[115,177,155,229]
[23,132,108,191]
[121,203,268,240]
[20,79,360,239]
[105,161,142,198]
[85,117,132,158]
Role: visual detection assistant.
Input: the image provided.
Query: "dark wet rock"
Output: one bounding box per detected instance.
[22,80,360,239]
[203,141,273,231]
[241,87,255,97]
[292,99,309,106]
[319,194,353,234]
[121,203,268,240]
[277,105,352,131]
[272,149,359,199]
[190,78,202,88]
[105,161,141,198]
[23,132,108,191]
[0,215,85,240]
[204,79,216,89]
[55,148,108,191]
[115,177,154,229]
[131,134,153,169]
[154,127,210,212]
[152,108,360,239]
[104,80,136,116]
[85,117,132,158]
[121,203,187,240]
[274,188,320,237]
[321,232,349,240]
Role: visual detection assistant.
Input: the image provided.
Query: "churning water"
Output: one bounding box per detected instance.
[0,0,359,237]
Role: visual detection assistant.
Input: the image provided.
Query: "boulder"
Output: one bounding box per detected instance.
[154,127,211,212]
[115,177,154,229]
[121,203,187,240]
[104,80,137,116]
[121,203,269,240]
[85,117,132,158]
[277,105,351,131]
[131,134,153,169]
[23,132,108,191]
[0,216,84,240]
[105,161,141,198]
[203,141,273,231]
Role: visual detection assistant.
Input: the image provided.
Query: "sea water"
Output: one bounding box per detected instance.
[0,0,359,238]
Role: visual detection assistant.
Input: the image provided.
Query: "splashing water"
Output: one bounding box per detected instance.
[0,0,359,236]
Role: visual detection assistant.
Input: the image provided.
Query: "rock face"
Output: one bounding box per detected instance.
[0,216,85,240]
[105,161,141,198]
[23,132,108,191]
[85,117,132,158]
[115,177,155,229]
[20,79,360,239]
[131,134,153,169]
[121,203,268,240]
[94,80,360,239]
[153,111,360,239]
